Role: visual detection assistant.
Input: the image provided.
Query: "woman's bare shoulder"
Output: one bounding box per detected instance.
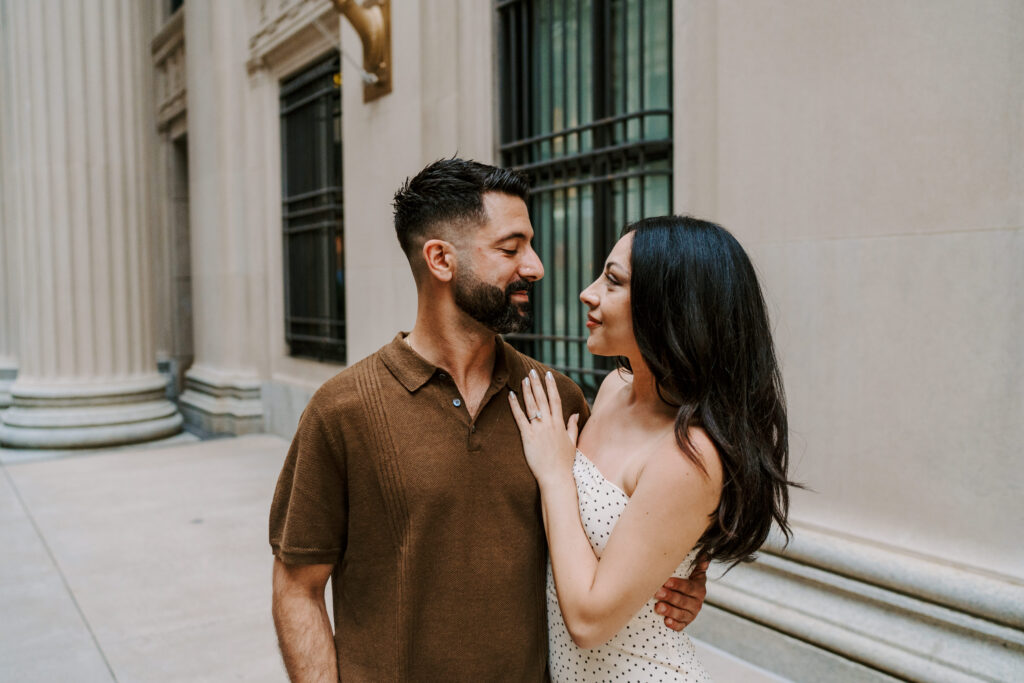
[646,424,723,492]
[592,368,630,412]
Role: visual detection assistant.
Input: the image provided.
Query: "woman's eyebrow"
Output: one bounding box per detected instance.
[605,260,628,274]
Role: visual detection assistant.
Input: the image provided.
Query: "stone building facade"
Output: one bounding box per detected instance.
[1,1,1021,680]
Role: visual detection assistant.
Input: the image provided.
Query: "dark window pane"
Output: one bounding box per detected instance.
[497,0,672,398]
[281,53,345,363]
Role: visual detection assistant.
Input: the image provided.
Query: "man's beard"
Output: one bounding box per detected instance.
[453,268,533,334]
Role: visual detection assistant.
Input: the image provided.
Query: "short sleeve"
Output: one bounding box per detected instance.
[269,401,347,565]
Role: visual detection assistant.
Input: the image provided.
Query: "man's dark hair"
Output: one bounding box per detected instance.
[392,158,530,260]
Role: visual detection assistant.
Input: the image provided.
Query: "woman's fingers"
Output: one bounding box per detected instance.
[521,376,540,421]
[521,369,569,427]
[528,369,551,416]
[544,370,563,418]
[507,390,529,430]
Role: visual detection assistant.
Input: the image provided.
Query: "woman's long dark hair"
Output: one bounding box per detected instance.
[622,215,795,565]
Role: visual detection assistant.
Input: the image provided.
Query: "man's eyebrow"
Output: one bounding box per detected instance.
[493,232,530,244]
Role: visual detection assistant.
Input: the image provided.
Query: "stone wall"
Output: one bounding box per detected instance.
[674,1,1024,679]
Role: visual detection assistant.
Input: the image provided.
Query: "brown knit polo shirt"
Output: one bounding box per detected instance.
[269,333,589,681]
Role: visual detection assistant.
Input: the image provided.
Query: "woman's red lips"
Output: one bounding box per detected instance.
[586,315,601,328]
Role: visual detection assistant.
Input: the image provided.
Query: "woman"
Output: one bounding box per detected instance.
[509,216,793,681]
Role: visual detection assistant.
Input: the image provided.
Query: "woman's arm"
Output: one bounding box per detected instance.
[509,370,720,648]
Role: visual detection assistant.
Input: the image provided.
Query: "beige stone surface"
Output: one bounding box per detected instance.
[0,435,290,682]
[713,0,1024,243]
[670,1,1024,672]
[177,0,268,434]
[756,228,1023,579]
[672,0,1024,579]
[341,0,496,364]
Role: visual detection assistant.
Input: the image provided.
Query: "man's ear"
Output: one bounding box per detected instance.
[422,239,456,282]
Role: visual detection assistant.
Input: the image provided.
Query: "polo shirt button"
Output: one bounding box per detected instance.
[470,424,476,433]
[453,398,462,407]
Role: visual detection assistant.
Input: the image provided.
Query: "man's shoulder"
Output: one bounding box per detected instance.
[501,340,587,408]
[305,346,389,417]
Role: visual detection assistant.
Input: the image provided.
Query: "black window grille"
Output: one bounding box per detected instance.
[497,0,673,398]
[280,53,346,363]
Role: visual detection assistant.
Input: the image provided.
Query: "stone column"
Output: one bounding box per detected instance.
[0,31,17,411]
[0,0,182,448]
[177,0,264,435]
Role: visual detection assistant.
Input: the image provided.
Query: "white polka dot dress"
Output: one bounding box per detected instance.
[546,451,712,682]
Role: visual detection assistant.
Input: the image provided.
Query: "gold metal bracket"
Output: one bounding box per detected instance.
[332,0,392,102]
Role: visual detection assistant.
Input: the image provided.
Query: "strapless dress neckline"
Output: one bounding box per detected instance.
[574,448,630,499]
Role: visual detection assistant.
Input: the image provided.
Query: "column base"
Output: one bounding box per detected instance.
[178,364,263,436]
[0,375,184,449]
[0,362,16,410]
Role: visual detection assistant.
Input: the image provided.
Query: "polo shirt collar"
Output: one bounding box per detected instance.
[380,333,437,392]
[381,332,526,393]
[499,337,532,391]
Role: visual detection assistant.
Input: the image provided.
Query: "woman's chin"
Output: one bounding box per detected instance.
[585,336,614,357]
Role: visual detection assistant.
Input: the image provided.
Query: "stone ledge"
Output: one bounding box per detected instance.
[697,528,1024,682]
[178,369,265,437]
[764,524,1024,630]
[689,605,903,683]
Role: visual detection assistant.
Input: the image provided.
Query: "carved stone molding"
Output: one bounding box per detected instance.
[248,0,337,74]
[151,7,186,134]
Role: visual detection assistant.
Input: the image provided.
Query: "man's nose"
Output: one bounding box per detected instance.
[519,246,544,281]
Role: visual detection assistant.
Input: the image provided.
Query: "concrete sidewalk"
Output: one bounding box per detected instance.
[0,435,291,683]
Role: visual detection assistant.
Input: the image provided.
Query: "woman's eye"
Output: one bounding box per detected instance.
[501,248,517,255]
[605,273,618,285]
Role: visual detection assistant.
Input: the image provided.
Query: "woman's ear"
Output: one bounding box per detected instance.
[422,239,455,282]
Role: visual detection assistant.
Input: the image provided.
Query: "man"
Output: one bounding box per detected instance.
[269,159,707,681]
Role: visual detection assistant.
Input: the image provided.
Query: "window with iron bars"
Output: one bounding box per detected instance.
[280,52,346,364]
[497,0,672,398]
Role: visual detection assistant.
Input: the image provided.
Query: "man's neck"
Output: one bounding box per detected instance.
[404,315,498,392]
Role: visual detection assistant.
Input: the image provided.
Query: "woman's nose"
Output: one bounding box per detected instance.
[580,281,598,306]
